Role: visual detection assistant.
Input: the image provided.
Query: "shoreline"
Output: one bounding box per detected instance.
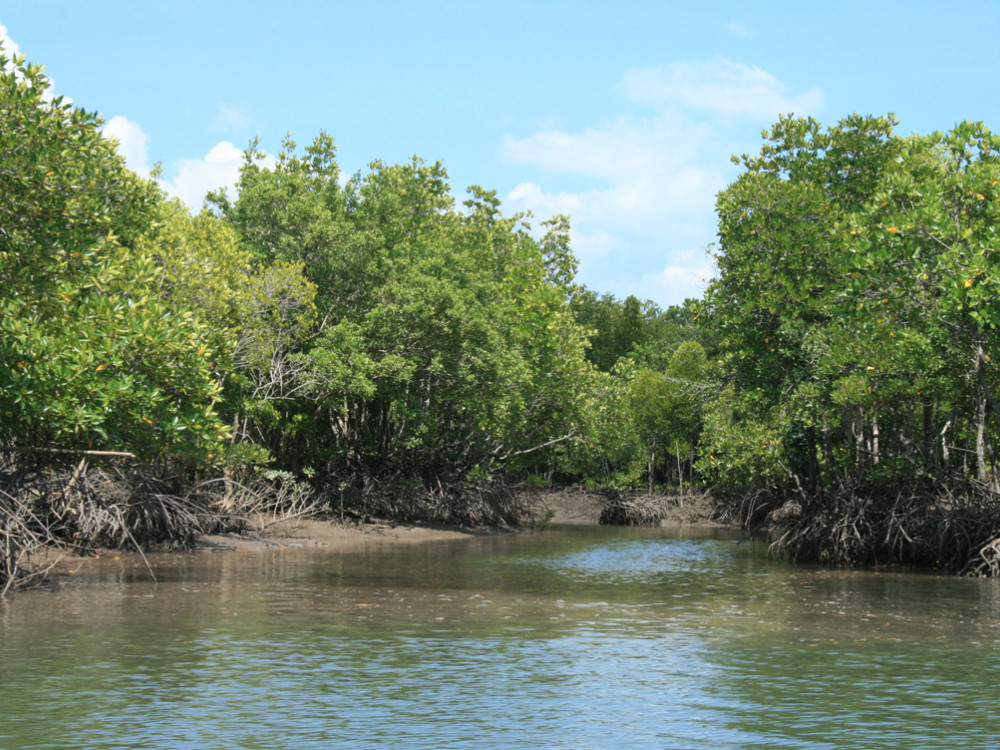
[197,517,490,553]
[16,490,727,590]
[194,489,612,553]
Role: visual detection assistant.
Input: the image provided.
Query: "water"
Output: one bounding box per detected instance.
[2,524,999,749]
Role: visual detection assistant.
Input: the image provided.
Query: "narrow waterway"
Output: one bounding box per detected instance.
[2,524,998,749]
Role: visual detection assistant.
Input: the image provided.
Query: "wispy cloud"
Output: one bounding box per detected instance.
[504,58,824,306]
[636,249,717,303]
[622,58,824,119]
[211,103,252,137]
[725,22,755,39]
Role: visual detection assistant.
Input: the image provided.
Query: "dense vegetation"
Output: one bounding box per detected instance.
[700,114,1000,575]
[0,47,712,592]
[5,46,1000,591]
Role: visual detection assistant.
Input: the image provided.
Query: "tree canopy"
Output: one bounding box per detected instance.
[10,39,1000,578]
[0,48,228,458]
[701,113,1000,570]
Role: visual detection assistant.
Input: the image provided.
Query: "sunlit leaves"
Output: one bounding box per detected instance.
[704,113,1000,494]
[0,44,227,458]
[213,133,597,487]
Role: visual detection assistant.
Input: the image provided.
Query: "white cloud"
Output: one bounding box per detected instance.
[1,23,22,62]
[99,112,270,211]
[635,250,717,304]
[162,141,248,211]
[96,110,271,212]
[102,116,151,177]
[508,181,584,216]
[99,118,237,210]
[622,58,824,120]
[503,57,822,307]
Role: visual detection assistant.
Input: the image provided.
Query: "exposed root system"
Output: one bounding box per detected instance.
[0,461,328,595]
[599,490,718,526]
[341,477,540,528]
[213,469,323,532]
[1,487,61,597]
[763,477,1000,576]
[42,469,222,550]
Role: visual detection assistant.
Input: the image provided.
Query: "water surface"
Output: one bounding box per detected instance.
[2,525,998,749]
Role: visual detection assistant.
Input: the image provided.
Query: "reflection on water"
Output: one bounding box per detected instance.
[2,525,999,749]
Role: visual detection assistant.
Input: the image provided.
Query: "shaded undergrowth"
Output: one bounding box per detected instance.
[335,476,541,528]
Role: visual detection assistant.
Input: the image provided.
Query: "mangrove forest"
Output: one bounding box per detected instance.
[4,45,1000,592]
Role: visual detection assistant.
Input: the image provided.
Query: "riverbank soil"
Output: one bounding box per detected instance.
[197,517,480,552]
[527,488,723,527]
[194,489,618,550]
[196,489,723,551]
[527,489,605,524]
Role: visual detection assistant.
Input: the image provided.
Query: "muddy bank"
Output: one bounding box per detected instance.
[16,490,726,591]
[22,517,486,581]
[197,517,485,552]
[527,490,605,524]
[530,488,725,528]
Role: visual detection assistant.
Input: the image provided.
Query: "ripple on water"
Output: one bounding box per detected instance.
[2,526,999,749]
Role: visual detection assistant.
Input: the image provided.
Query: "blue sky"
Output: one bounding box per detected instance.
[3,1,999,308]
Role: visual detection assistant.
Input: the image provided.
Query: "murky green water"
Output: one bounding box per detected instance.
[2,524,999,749]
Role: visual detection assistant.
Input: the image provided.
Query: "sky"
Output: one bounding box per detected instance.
[3,1,1000,308]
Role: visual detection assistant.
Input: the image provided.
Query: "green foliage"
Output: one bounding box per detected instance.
[623,341,712,490]
[0,48,228,458]
[2,39,711,508]
[137,197,317,465]
[696,391,790,500]
[213,135,598,491]
[705,113,1000,510]
[558,338,715,491]
[571,290,714,372]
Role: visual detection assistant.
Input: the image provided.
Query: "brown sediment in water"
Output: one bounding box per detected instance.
[23,517,485,578]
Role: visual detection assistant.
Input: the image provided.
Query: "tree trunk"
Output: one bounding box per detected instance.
[676,440,684,498]
[648,447,655,495]
[922,399,935,470]
[974,342,1000,487]
[871,407,880,465]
